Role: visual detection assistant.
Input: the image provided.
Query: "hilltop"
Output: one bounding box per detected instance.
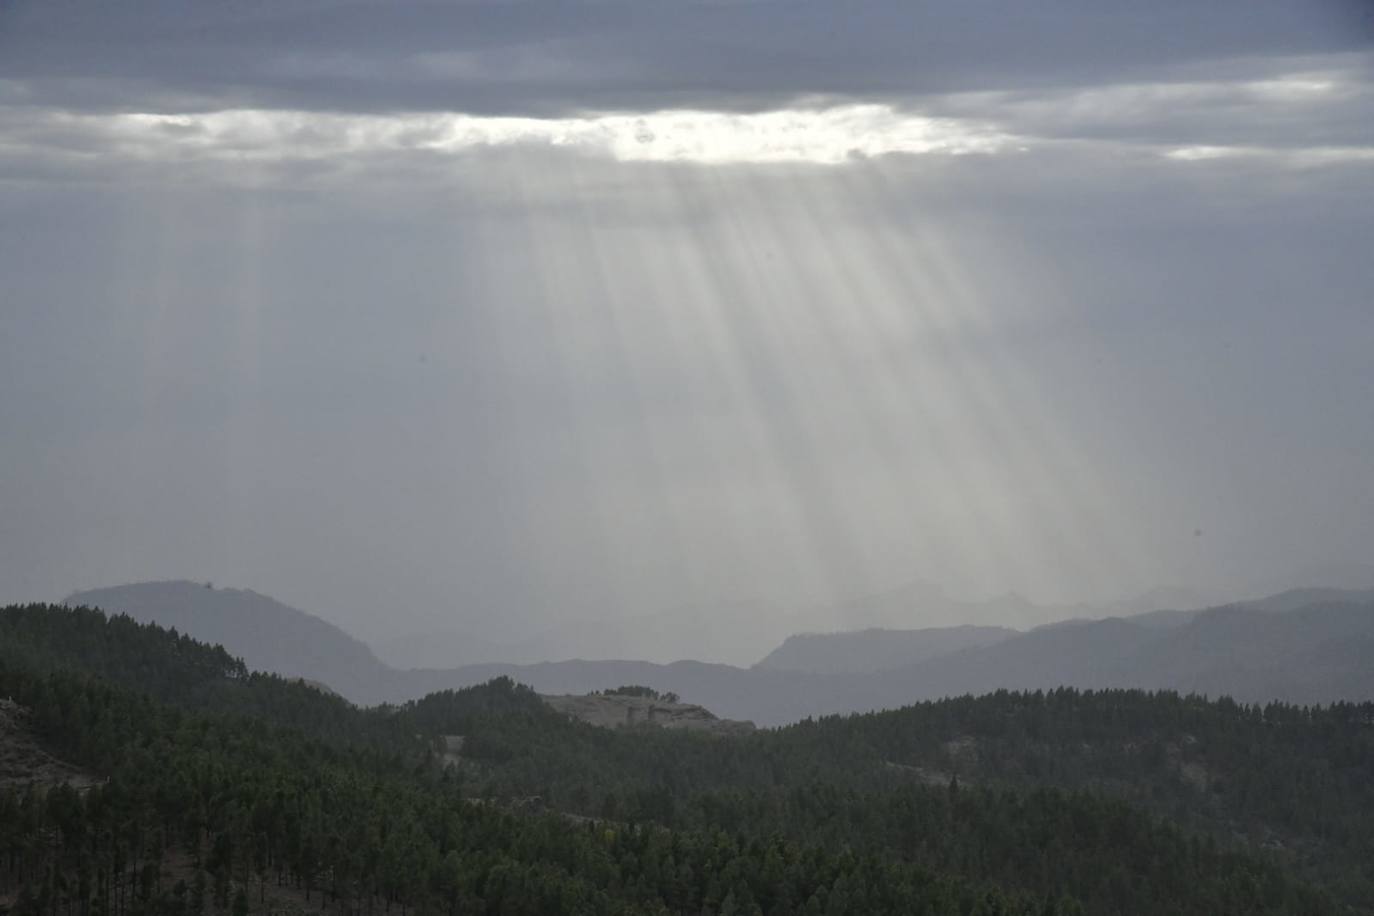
[542,688,755,735]
[64,580,396,702]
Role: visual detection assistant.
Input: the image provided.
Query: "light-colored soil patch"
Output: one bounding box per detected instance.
[0,699,100,792]
[942,735,980,768]
[883,760,959,787]
[438,734,465,766]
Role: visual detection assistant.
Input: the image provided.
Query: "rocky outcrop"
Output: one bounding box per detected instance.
[542,693,755,735]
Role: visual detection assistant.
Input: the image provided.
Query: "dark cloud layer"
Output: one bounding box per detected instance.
[2,0,1370,115]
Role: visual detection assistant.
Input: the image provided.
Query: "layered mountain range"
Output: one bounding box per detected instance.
[66,580,1374,726]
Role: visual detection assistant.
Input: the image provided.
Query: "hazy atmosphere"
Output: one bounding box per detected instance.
[3,0,1373,659]
[5,7,1374,915]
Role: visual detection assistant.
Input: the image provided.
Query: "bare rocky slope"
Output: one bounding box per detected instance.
[542,692,755,735]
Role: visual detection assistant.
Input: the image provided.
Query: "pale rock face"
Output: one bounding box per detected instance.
[542,693,755,736]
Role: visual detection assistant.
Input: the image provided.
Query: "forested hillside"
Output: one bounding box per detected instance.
[2,604,1370,915]
[63,583,396,705]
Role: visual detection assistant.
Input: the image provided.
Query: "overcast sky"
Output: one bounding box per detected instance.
[2,1,1372,652]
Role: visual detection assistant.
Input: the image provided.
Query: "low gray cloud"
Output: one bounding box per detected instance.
[918,53,1374,152]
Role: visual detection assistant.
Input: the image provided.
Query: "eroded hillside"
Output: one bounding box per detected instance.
[0,698,96,792]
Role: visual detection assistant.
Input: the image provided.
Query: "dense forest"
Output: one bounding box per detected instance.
[1,603,1370,915]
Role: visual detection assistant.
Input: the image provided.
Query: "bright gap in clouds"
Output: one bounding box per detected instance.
[100,104,1017,166]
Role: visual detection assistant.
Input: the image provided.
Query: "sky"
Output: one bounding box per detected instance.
[2,1,1373,657]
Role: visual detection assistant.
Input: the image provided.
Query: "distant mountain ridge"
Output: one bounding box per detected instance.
[755,624,1015,674]
[369,579,1224,669]
[64,580,1374,726]
[754,586,1374,675]
[876,594,1374,705]
[439,594,1374,724]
